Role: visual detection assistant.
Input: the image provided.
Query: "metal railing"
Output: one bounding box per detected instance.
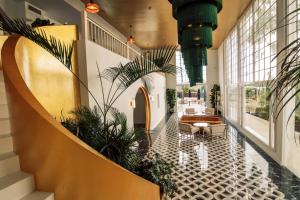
[87,19,141,60]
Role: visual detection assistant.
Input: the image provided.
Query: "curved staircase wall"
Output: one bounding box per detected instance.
[1,34,160,200]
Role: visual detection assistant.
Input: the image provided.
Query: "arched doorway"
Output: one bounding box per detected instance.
[133,87,150,130]
[133,87,151,153]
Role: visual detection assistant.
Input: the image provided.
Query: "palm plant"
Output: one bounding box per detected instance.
[61,107,144,171]
[101,47,177,118]
[134,153,177,196]
[0,10,178,196]
[0,9,177,121]
[61,107,177,195]
[267,9,300,126]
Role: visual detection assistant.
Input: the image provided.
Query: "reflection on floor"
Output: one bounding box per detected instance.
[149,114,300,200]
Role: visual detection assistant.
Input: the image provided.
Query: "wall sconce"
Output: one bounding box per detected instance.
[130,99,136,108]
[149,95,154,101]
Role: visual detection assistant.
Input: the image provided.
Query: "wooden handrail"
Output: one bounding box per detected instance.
[1,36,160,200]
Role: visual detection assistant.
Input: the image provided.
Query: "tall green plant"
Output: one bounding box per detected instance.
[61,107,143,170]
[209,84,220,109]
[166,88,176,113]
[267,9,300,127]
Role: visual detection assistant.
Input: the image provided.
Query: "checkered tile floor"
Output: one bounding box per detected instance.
[148,115,285,200]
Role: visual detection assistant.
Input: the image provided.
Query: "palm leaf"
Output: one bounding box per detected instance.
[104,46,177,90]
[0,11,73,69]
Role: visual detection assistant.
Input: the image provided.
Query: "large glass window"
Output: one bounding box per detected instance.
[225,28,239,122]
[240,7,254,83]
[176,51,190,85]
[223,0,277,147]
[244,86,270,144]
[253,0,277,82]
[176,51,207,85]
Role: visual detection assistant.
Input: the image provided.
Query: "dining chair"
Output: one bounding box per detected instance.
[205,107,215,115]
[186,108,196,115]
[178,122,199,140]
[204,124,227,139]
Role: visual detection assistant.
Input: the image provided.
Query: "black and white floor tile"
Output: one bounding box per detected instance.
[148,115,288,200]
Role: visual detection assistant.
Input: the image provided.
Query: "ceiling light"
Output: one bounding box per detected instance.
[85,0,100,14]
[128,35,135,44]
[128,25,135,44]
[187,24,193,28]
[194,36,201,41]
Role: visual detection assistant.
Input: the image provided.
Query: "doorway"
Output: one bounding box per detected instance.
[133,87,150,130]
[133,87,151,154]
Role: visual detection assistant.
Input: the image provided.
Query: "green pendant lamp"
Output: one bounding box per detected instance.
[168,0,223,85]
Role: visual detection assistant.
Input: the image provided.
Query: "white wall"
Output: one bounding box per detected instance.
[206,49,219,107]
[282,97,300,178]
[85,41,166,129]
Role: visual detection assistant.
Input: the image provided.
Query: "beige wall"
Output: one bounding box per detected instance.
[206,49,219,107]
[14,25,80,119]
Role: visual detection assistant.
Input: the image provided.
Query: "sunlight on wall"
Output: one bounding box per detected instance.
[14,25,80,119]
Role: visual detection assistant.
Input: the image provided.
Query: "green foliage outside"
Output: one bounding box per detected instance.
[245,87,270,121]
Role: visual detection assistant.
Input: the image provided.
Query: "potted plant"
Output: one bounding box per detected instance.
[209,84,220,114]
[166,88,176,113]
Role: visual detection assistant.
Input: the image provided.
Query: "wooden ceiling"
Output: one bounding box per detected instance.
[81,0,251,49]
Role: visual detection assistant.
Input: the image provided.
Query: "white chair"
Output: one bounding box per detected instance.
[204,124,227,139]
[179,122,199,139]
[205,107,215,115]
[186,108,196,115]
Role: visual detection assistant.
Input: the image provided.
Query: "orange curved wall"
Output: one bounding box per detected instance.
[14,25,80,119]
[2,36,160,200]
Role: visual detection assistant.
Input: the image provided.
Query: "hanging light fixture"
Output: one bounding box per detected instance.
[168,0,223,86]
[127,25,135,44]
[85,0,100,14]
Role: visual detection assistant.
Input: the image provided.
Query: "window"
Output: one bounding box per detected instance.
[223,0,277,146]
[225,29,238,85]
[244,86,270,144]
[176,51,190,85]
[240,7,254,83]
[253,0,277,82]
[225,28,239,122]
[176,51,207,85]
